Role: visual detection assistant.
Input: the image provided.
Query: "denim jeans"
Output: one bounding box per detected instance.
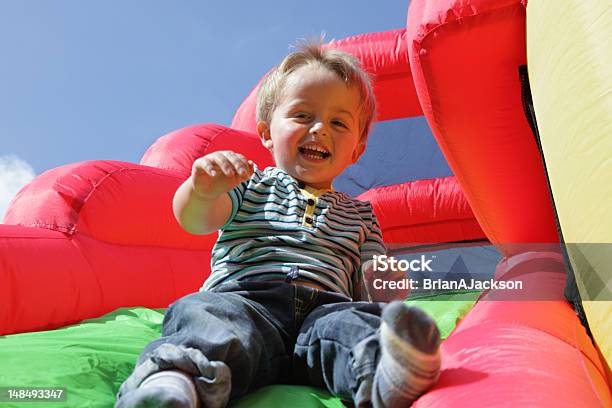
[134,280,386,406]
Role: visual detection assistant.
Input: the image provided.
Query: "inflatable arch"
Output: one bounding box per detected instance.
[0,0,609,406]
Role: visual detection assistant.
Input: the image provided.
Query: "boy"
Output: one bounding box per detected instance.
[116,43,441,408]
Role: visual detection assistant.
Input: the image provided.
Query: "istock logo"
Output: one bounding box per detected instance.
[372,255,434,272]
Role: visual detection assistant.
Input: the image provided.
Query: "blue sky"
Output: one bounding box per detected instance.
[0,0,410,216]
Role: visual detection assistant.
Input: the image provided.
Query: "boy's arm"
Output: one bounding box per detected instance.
[173,151,253,235]
[173,178,232,235]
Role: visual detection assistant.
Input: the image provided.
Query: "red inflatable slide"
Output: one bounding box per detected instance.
[0,0,609,406]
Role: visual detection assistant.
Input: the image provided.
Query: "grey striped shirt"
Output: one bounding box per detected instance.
[202,166,386,299]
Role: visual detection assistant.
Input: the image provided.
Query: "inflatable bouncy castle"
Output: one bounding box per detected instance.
[1,0,610,406]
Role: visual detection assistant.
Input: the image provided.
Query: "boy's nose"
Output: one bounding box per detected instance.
[310,121,328,136]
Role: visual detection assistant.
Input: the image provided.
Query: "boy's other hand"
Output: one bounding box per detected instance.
[362,260,410,302]
[191,151,254,199]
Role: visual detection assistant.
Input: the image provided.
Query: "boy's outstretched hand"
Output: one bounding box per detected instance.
[191,151,255,199]
[173,151,255,234]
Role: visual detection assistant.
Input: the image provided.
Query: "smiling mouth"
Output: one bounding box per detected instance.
[298,146,331,160]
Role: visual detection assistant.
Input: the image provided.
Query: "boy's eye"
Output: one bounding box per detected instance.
[332,120,347,128]
[295,113,310,119]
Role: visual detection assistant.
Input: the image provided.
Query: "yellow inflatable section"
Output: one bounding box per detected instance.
[526,0,611,376]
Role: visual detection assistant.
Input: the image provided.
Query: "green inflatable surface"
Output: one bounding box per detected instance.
[0,292,479,407]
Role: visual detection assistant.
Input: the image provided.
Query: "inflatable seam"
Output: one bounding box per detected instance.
[415,1,522,42]
[195,126,230,156]
[16,222,76,235]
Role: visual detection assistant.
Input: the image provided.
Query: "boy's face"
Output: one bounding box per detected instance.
[257,65,365,190]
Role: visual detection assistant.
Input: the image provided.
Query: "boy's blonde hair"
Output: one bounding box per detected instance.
[256,42,376,141]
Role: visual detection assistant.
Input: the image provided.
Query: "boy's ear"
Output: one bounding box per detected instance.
[351,140,366,163]
[256,121,273,150]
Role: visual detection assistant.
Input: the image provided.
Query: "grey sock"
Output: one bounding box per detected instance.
[115,344,232,408]
[372,301,441,407]
[115,370,199,408]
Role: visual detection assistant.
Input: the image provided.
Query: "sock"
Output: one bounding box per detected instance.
[115,344,232,408]
[115,370,199,408]
[371,301,441,407]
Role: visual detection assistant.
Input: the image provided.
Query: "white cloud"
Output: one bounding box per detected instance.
[0,155,36,222]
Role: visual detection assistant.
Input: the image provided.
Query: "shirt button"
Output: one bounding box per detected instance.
[298,181,305,189]
[307,198,315,206]
[305,216,313,224]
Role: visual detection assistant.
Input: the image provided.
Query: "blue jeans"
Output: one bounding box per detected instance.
[136,280,385,406]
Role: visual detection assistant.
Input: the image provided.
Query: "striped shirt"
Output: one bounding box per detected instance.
[202,166,386,299]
